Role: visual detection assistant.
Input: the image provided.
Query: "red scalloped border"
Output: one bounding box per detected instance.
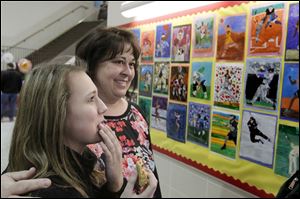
[152,144,275,198]
[119,1,249,29]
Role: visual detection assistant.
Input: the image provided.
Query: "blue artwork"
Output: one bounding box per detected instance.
[285,3,299,60]
[131,28,141,45]
[166,103,187,143]
[155,24,171,58]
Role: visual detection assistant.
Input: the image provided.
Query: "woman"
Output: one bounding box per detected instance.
[76,27,162,197]
[5,58,157,198]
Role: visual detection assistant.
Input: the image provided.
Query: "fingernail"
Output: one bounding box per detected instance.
[42,179,51,187]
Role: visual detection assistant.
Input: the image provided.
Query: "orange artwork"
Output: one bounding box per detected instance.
[248,3,285,56]
[141,30,155,63]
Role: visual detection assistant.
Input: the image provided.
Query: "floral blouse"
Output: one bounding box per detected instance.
[87,102,161,197]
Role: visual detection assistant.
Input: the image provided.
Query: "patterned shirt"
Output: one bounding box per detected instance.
[88,102,161,197]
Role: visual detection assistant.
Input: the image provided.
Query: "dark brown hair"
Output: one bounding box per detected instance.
[75,27,141,98]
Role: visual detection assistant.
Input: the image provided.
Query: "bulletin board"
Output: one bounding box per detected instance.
[120,1,299,197]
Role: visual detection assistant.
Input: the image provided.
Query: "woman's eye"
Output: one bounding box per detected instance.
[115,60,124,65]
[129,63,135,68]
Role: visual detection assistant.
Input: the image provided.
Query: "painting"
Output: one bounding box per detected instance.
[153,62,170,95]
[280,63,299,122]
[187,103,210,147]
[248,3,285,56]
[239,111,277,168]
[169,65,189,103]
[138,65,153,97]
[166,103,187,143]
[213,63,243,110]
[151,96,168,132]
[131,28,141,46]
[244,58,281,111]
[171,24,192,63]
[138,97,152,123]
[190,62,212,101]
[274,124,299,177]
[210,110,239,159]
[216,14,246,61]
[155,24,172,59]
[285,3,299,61]
[141,30,155,63]
[192,15,215,58]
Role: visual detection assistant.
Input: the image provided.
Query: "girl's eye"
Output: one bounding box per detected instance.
[89,96,95,102]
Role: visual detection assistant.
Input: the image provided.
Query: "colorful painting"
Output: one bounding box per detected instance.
[187,103,210,147]
[166,103,187,143]
[138,97,152,123]
[190,62,212,101]
[210,110,239,159]
[141,30,155,63]
[151,96,168,132]
[131,28,141,46]
[171,24,192,63]
[248,3,285,56]
[138,65,153,97]
[153,62,170,95]
[192,15,215,58]
[275,124,299,178]
[239,111,277,168]
[213,63,243,110]
[280,63,299,122]
[285,3,299,61]
[169,65,189,103]
[244,58,281,111]
[216,14,246,61]
[155,24,171,59]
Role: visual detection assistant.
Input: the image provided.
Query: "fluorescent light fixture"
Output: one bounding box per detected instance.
[121,1,220,21]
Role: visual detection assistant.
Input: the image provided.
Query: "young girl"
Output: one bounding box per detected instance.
[5,58,157,198]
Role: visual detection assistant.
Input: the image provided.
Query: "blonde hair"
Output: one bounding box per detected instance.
[7,57,104,197]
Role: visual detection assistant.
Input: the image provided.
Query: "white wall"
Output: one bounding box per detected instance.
[107,2,257,197]
[154,151,257,198]
[1,1,97,50]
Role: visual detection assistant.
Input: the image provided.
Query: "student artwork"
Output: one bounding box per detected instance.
[138,97,152,123]
[248,3,285,56]
[139,65,153,97]
[285,3,299,61]
[171,24,191,63]
[166,103,187,143]
[192,15,215,58]
[155,24,171,59]
[244,58,281,111]
[141,30,155,63]
[131,28,141,46]
[213,63,243,110]
[187,103,210,147]
[216,14,246,61]
[169,65,189,103]
[280,63,299,122]
[274,124,299,178]
[190,62,212,101]
[210,110,239,159]
[151,96,168,132]
[239,111,277,168]
[153,62,169,95]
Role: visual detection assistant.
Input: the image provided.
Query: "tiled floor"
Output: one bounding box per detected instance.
[1,121,14,172]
